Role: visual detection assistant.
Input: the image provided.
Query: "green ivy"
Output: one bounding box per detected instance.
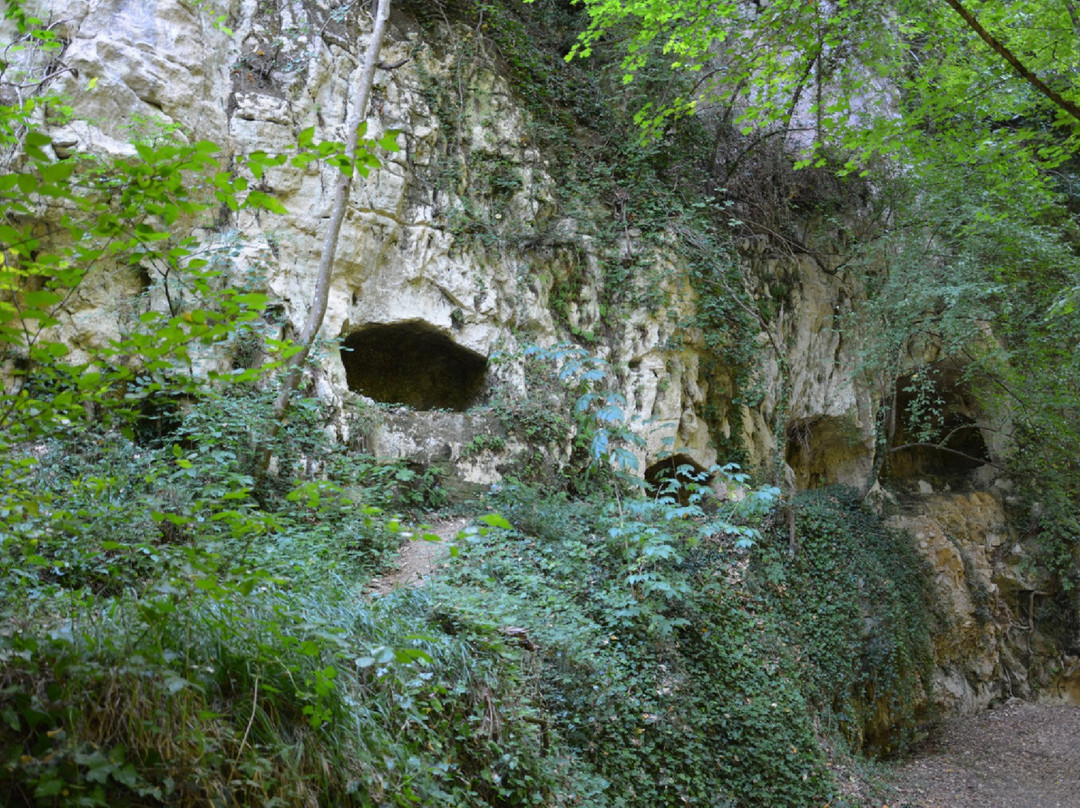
[751,487,935,756]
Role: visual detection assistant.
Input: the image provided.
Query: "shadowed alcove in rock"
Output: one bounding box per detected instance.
[886,365,991,481]
[785,415,870,489]
[340,322,488,411]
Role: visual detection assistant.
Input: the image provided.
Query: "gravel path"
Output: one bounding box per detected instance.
[883,699,1080,808]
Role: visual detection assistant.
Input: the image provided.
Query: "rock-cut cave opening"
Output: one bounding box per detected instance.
[340,323,487,411]
[645,454,712,503]
[887,366,991,480]
[785,415,868,489]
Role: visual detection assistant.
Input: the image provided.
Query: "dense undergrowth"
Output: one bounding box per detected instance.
[0,381,933,806]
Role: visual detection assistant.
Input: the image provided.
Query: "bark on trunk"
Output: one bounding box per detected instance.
[255,0,393,479]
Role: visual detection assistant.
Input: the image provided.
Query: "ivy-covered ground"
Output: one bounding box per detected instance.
[0,379,937,806]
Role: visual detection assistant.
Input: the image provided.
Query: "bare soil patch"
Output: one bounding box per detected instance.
[367,517,467,595]
[882,699,1080,808]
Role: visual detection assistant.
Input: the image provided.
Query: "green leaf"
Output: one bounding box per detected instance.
[76,371,103,389]
[39,161,73,182]
[23,130,51,148]
[394,647,432,665]
[378,129,401,152]
[243,190,287,214]
[34,777,65,798]
[23,289,62,308]
[233,292,269,307]
[16,173,37,193]
[164,675,194,694]
[134,142,156,163]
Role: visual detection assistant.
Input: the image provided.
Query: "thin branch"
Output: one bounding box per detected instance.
[924,421,983,448]
[729,211,840,275]
[888,441,1007,471]
[941,0,1080,123]
[256,0,393,478]
[0,65,76,89]
[956,344,1034,416]
[228,676,260,784]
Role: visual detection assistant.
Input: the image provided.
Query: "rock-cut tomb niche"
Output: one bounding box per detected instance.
[340,322,487,411]
[785,415,868,489]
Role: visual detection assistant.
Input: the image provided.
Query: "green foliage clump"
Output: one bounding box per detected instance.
[433,482,831,807]
[1,580,357,806]
[0,387,528,806]
[751,488,935,756]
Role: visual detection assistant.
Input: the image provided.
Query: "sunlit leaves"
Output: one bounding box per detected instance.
[566,0,1080,184]
[0,114,291,448]
[283,124,398,177]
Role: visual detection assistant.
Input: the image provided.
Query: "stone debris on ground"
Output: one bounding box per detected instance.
[882,699,1080,808]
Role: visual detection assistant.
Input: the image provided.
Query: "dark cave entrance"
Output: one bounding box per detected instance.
[340,323,488,411]
[645,454,712,503]
[887,365,991,480]
[785,415,868,489]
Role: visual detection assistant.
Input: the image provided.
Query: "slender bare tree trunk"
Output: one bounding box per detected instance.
[256,0,393,479]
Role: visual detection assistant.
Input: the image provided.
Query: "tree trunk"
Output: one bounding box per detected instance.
[255,0,393,479]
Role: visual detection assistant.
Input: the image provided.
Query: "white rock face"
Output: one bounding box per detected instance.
[18,0,887,490]
[741,252,874,487]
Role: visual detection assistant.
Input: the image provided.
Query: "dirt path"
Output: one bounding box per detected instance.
[366,517,468,596]
[882,699,1080,808]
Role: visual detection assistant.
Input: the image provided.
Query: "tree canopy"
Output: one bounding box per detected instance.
[560,0,1080,171]
[549,0,1080,572]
